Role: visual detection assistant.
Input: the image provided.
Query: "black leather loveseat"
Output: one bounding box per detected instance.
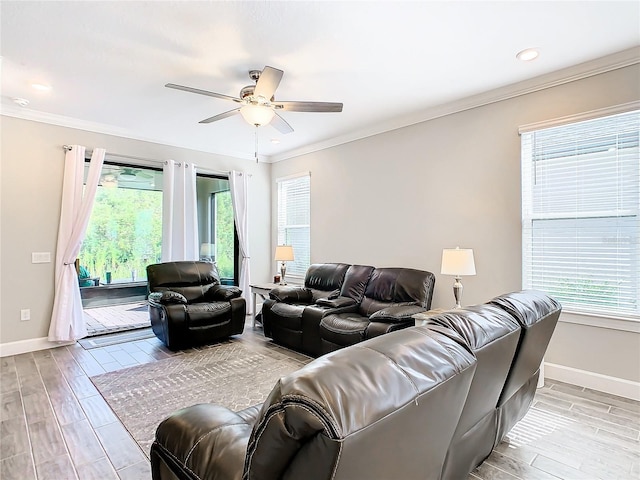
[150,290,561,480]
[262,263,435,356]
[147,261,245,350]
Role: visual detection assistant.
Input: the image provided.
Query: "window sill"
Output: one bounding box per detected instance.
[559,309,640,333]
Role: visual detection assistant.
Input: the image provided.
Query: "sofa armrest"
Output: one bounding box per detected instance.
[369,304,426,323]
[206,284,243,301]
[316,296,357,308]
[149,291,188,305]
[269,286,312,303]
[151,403,252,480]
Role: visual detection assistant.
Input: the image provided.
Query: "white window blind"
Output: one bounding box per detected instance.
[521,109,639,318]
[277,173,310,279]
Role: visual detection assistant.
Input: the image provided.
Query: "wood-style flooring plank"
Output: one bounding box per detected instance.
[28,417,68,466]
[0,390,23,421]
[116,459,153,480]
[0,417,30,460]
[76,457,119,480]
[34,454,78,480]
[61,419,107,467]
[95,422,146,471]
[78,394,118,429]
[22,392,55,425]
[0,451,36,480]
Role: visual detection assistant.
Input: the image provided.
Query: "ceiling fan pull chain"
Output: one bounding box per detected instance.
[254,125,259,163]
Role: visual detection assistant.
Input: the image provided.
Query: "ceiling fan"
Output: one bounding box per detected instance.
[165,66,343,134]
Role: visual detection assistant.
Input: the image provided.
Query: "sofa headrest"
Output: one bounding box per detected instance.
[363,268,435,307]
[427,304,521,352]
[304,263,351,292]
[489,290,561,328]
[339,265,375,301]
[146,261,221,302]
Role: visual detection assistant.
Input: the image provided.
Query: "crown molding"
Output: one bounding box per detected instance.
[0,106,259,162]
[2,47,638,164]
[270,46,640,162]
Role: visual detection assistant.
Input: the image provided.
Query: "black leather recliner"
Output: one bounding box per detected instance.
[262,263,374,356]
[146,261,245,350]
[319,267,436,353]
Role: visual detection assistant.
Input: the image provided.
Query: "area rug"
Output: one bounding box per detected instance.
[90,340,311,457]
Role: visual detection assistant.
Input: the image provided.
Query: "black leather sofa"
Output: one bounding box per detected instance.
[150,290,561,480]
[146,261,246,350]
[262,263,435,356]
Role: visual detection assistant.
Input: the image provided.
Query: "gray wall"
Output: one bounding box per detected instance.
[0,117,271,346]
[271,64,640,387]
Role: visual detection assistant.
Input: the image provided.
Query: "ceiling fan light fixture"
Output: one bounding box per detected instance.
[240,104,275,126]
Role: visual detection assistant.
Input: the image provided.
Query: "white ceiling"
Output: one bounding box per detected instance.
[1,1,639,162]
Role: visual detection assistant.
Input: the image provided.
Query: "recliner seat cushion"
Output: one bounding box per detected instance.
[320,313,369,346]
[186,302,232,328]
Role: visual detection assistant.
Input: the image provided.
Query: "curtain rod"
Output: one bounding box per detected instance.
[61,145,236,177]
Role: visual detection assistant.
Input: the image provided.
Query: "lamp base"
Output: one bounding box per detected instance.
[452,277,463,309]
[279,262,287,286]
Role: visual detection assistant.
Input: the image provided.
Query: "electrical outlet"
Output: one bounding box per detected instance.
[20,309,31,321]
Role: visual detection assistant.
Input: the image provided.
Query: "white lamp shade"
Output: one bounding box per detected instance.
[441,248,476,276]
[240,104,275,126]
[200,243,215,257]
[274,245,295,261]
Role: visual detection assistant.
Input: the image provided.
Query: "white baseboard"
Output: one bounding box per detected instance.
[545,362,640,401]
[0,337,74,357]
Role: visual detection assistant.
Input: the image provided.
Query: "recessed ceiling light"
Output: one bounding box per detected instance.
[270,138,281,144]
[516,48,540,62]
[31,83,52,91]
[12,97,29,107]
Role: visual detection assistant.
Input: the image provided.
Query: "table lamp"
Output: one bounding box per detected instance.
[274,245,294,285]
[441,247,476,308]
[200,243,215,262]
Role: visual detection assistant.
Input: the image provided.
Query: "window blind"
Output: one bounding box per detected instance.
[521,109,639,318]
[277,174,310,278]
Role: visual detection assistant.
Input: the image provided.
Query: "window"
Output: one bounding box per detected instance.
[81,163,163,284]
[82,165,239,287]
[196,174,238,285]
[277,173,310,279]
[521,109,639,318]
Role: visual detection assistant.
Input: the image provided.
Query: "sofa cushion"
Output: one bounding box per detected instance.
[304,263,351,291]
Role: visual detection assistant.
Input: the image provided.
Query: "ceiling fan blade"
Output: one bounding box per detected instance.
[199,108,241,124]
[275,101,343,112]
[271,113,294,135]
[165,83,242,103]
[253,66,283,99]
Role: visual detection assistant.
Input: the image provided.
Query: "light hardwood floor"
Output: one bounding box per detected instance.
[1,320,639,480]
